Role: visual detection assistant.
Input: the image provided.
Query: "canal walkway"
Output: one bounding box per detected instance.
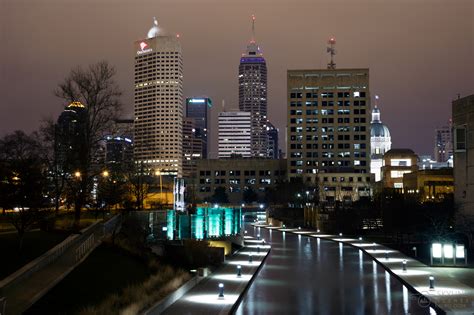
[159,232,270,315]
[252,223,474,314]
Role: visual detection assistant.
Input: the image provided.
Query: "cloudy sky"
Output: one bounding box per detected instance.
[1,0,473,156]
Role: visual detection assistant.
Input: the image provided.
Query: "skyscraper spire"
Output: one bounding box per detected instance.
[327,37,337,69]
[251,14,256,43]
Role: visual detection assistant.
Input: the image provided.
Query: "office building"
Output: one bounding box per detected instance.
[287,68,371,183]
[266,121,279,159]
[182,117,203,178]
[105,119,134,168]
[381,149,418,189]
[186,97,211,158]
[195,158,287,204]
[434,122,453,163]
[56,101,87,171]
[403,168,454,203]
[239,16,268,157]
[218,111,251,158]
[133,18,183,176]
[452,94,474,221]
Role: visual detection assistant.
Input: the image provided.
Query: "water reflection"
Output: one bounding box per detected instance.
[237,226,430,314]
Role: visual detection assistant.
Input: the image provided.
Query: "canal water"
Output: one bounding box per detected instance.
[236,225,433,315]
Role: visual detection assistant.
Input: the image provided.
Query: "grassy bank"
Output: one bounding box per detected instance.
[25,240,191,315]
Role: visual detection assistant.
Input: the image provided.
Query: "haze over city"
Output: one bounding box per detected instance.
[2,0,473,155]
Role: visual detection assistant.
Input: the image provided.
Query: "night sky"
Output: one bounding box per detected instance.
[1,0,473,156]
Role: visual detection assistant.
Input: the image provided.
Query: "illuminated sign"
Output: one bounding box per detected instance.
[443,244,453,258]
[456,245,465,258]
[432,243,442,258]
[189,99,206,104]
[137,41,153,55]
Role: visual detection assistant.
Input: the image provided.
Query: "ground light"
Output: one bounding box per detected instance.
[385,251,389,260]
[249,254,253,263]
[339,233,342,236]
[402,260,407,271]
[358,237,362,241]
[237,265,242,277]
[218,283,224,297]
[429,276,435,290]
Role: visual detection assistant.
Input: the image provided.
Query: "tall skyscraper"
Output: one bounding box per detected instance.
[238,16,268,158]
[287,68,371,183]
[185,97,211,158]
[218,111,251,158]
[56,101,87,171]
[266,121,279,159]
[133,18,183,176]
[434,121,453,163]
[182,117,203,178]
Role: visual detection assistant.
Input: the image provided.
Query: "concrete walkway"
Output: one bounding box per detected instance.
[160,232,271,315]
[256,223,474,315]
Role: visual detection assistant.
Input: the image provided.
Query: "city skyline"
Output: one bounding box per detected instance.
[1,0,473,156]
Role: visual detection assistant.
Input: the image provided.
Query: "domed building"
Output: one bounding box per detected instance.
[370,105,392,181]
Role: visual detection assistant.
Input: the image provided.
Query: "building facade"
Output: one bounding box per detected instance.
[452,94,474,221]
[381,149,418,189]
[218,111,251,158]
[403,168,454,203]
[370,105,392,181]
[56,101,87,172]
[133,18,183,176]
[434,122,453,163]
[182,117,203,178]
[266,121,279,159]
[238,17,268,158]
[287,68,371,183]
[195,159,287,204]
[105,119,134,168]
[185,97,211,158]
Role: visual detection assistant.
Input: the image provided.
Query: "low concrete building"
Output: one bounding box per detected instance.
[403,168,454,203]
[381,149,418,190]
[317,173,373,203]
[452,94,474,221]
[195,159,287,204]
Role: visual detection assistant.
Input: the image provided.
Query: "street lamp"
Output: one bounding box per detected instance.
[155,170,163,201]
[218,283,224,297]
[74,171,81,178]
[102,170,109,178]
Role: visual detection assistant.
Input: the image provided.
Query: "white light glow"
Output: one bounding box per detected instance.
[393,269,430,276]
[186,294,239,305]
[213,274,252,281]
[228,260,257,266]
[238,251,267,256]
[432,243,442,258]
[456,245,465,258]
[443,244,454,259]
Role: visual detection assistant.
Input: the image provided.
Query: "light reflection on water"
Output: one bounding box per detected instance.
[237,225,431,315]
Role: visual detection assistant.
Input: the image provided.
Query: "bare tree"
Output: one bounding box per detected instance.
[126,162,150,211]
[54,61,122,227]
[0,131,49,250]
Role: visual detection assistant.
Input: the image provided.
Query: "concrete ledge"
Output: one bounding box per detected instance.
[229,246,271,314]
[159,235,271,315]
[143,275,205,315]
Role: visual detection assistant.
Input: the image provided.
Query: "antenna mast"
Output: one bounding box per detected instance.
[327,37,336,69]
[251,15,256,43]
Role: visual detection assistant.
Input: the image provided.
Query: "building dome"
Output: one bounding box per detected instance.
[147,17,159,38]
[371,122,391,138]
[370,105,390,137]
